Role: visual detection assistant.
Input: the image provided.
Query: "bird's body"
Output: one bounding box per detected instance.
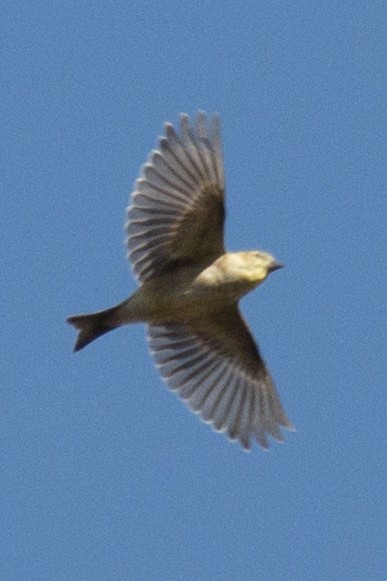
[124,251,277,323]
[68,112,294,451]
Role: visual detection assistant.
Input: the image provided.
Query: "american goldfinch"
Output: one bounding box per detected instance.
[67,112,294,450]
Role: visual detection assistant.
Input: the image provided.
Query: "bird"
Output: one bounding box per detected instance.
[67,111,294,451]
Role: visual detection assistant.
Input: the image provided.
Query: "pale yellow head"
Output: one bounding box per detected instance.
[224,251,284,286]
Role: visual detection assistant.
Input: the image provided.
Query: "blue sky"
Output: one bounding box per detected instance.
[2,2,386,580]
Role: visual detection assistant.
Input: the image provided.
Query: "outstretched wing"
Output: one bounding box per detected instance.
[126,112,225,283]
[147,306,294,450]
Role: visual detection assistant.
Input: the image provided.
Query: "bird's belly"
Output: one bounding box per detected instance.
[138,280,245,323]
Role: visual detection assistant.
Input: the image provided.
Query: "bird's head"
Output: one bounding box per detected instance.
[232,251,284,285]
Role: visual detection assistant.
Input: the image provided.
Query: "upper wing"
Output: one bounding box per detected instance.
[126,112,225,283]
[147,306,294,450]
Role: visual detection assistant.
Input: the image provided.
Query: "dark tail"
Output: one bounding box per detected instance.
[67,305,122,352]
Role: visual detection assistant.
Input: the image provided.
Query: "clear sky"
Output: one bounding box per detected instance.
[2,2,386,580]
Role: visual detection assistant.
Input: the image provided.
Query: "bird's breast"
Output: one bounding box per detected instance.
[134,263,252,323]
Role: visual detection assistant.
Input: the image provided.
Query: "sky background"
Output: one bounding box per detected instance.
[2,2,386,580]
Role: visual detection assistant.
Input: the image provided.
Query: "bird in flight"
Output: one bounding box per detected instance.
[67,112,294,451]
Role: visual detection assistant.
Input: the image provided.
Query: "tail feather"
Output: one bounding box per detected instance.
[67,306,121,352]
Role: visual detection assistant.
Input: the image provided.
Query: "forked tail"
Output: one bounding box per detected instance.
[67,304,122,352]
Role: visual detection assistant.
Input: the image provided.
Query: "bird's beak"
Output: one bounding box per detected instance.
[269,261,285,272]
